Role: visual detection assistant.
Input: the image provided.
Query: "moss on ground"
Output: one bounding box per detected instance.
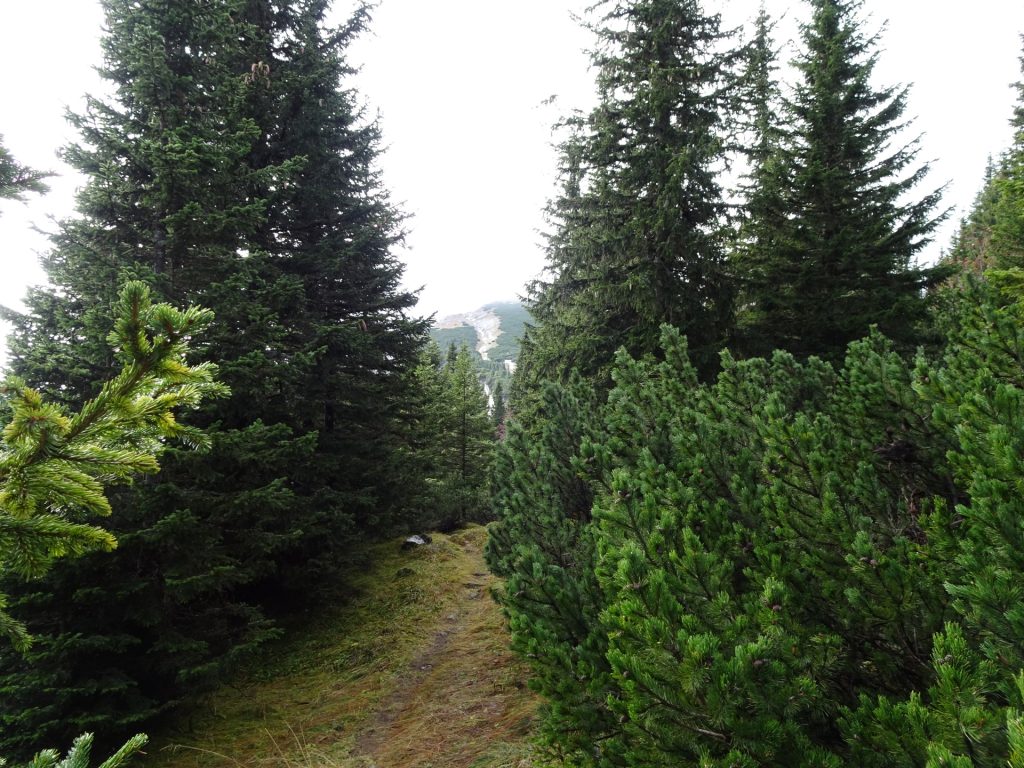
[145,526,539,768]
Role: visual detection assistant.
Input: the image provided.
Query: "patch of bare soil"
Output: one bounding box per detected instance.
[148,527,537,768]
[350,533,535,768]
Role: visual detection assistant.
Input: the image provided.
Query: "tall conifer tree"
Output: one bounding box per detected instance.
[946,157,1004,272]
[731,8,788,357]
[945,39,1024,272]
[518,0,742,392]
[0,0,424,755]
[239,0,427,525]
[989,38,1024,267]
[0,137,49,203]
[735,0,946,362]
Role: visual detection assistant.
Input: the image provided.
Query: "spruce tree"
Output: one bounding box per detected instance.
[433,345,493,529]
[241,0,428,527]
[0,136,50,203]
[404,343,494,530]
[990,38,1024,267]
[0,2,293,752]
[736,0,947,362]
[946,157,1004,272]
[945,39,1024,273]
[0,0,424,754]
[518,0,742,390]
[730,7,788,357]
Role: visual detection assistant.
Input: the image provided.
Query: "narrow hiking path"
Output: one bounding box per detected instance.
[351,532,533,767]
[149,526,538,768]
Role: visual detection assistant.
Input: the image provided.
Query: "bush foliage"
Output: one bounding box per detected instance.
[489,272,1024,767]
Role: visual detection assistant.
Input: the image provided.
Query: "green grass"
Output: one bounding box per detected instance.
[144,526,539,768]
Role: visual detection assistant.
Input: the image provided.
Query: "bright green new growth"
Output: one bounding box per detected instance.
[2,733,146,768]
[0,281,224,651]
[493,269,1024,766]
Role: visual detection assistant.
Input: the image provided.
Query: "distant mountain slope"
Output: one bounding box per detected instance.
[430,301,528,392]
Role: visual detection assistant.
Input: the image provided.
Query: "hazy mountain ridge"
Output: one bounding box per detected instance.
[430,302,528,392]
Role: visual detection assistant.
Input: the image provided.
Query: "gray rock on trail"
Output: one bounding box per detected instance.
[401,534,433,551]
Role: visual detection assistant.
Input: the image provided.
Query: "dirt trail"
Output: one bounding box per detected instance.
[350,533,534,768]
[150,527,536,768]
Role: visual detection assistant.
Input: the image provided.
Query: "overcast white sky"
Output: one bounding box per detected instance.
[1,1,1023,356]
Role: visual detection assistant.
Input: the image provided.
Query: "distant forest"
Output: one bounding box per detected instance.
[430,302,530,392]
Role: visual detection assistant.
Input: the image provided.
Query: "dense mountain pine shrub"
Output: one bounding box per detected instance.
[491,271,1024,767]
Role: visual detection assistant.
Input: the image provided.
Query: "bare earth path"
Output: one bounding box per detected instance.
[150,526,537,768]
[352,533,531,767]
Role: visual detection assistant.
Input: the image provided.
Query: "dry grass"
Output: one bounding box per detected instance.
[143,526,540,768]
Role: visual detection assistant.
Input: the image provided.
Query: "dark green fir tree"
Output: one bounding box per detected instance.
[946,157,1004,272]
[405,343,493,530]
[0,0,424,756]
[434,345,493,529]
[989,37,1024,267]
[945,39,1024,273]
[518,0,743,392]
[730,6,788,357]
[0,136,50,203]
[242,0,428,528]
[735,0,947,362]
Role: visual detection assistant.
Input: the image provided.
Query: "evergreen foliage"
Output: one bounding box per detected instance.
[412,344,493,531]
[485,378,620,763]
[0,283,216,768]
[734,0,947,361]
[947,41,1024,272]
[493,268,1024,765]
[989,38,1024,267]
[518,0,743,394]
[947,157,1005,271]
[243,0,428,525]
[0,0,424,755]
[3,732,147,768]
[0,137,50,203]
[0,282,221,652]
